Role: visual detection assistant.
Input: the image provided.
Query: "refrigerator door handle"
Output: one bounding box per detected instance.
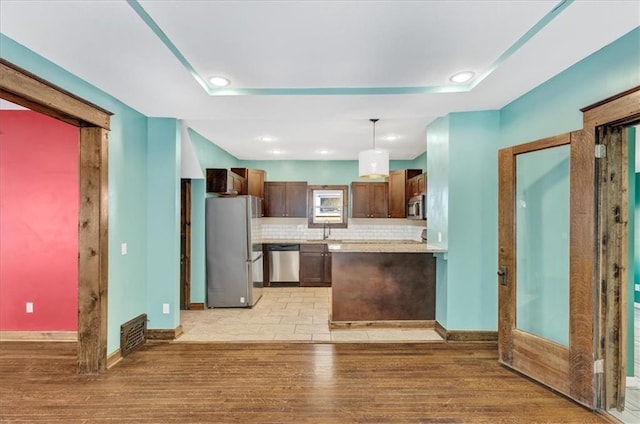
[249,253,263,263]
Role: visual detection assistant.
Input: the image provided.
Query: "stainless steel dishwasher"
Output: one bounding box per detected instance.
[267,244,300,283]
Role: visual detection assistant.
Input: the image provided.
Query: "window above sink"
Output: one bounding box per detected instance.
[307,185,348,229]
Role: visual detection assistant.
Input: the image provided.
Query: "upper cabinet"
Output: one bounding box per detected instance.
[231,168,265,199]
[264,181,308,217]
[407,173,427,198]
[351,182,388,218]
[206,168,245,194]
[388,169,422,218]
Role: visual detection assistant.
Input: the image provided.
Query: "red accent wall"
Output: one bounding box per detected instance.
[0,110,79,331]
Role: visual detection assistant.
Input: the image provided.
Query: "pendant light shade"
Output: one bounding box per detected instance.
[359,118,389,178]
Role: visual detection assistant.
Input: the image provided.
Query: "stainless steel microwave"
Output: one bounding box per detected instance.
[407,195,425,220]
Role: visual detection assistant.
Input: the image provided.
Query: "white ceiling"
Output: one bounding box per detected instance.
[1,1,638,160]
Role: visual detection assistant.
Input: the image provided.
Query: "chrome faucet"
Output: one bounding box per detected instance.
[323,221,331,240]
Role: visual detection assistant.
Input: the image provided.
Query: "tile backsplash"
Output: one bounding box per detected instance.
[260,218,426,241]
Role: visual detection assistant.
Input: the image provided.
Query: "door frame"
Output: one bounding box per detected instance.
[0,59,112,374]
[180,179,192,310]
[581,86,640,410]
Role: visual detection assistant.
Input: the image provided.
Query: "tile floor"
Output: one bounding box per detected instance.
[177,287,443,343]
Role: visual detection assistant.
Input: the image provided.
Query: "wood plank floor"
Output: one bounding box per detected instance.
[0,341,606,423]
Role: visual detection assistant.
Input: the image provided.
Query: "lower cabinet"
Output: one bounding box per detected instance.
[299,244,331,287]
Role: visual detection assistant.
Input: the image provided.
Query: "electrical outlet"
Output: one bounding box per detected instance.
[240,297,246,304]
[437,232,443,243]
[121,243,128,255]
[162,303,170,314]
[26,302,33,313]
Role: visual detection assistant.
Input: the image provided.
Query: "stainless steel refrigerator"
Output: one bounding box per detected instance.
[205,196,263,307]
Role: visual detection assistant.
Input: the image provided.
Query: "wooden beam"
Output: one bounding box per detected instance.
[0,59,112,129]
[77,127,108,374]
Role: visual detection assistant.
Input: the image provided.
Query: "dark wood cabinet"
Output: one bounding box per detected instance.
[351,182,388,218]
[332,252,436,321]
[231,168,265,199]
[206,168,245,194]
[300,244,331,286]
[264,181,308,217]
[407,173,427,198]
[388,169,421,218]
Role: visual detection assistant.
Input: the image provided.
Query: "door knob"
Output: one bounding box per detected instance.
[497,266,508,286]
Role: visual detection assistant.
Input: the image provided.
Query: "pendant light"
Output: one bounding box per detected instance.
[359,118,389,178]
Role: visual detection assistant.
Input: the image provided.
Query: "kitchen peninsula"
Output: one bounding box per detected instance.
[327,241,443,326]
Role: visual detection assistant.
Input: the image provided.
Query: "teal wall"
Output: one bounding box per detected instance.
[636,170,640,303]
[427,27,640,332]
[146,119,181,330]
[425,117,449,251]
[410,151,427,172]
[500,28,640,147]
[189,128,240,170]
[426,117,450,327]
[238,159,423,184]
[628,130,636,375]
[448,111,501,330]
[0,34,152,354]
[427,112,501,330]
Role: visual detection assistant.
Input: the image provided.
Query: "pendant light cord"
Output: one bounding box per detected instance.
[370,118,379,150]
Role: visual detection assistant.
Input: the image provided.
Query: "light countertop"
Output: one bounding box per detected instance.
[258,239,446,253]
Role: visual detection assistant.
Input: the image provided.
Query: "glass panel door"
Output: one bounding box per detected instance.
[515,145,570,346]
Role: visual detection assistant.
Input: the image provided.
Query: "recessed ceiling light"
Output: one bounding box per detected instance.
[385,135,398,141]
[209,76,230,87]
[271,149,283,155]
[449,71,475,83]
[316,149,330,155]
[259,136,275,142]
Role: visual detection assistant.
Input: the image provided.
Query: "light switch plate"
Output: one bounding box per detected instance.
[121,243,128,255]
[162,303,170,314]
[26,302,33,313]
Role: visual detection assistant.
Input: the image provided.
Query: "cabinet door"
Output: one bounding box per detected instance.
[264,182,287,217]
[323,252,332,285]
[418,174,426,195]
[285,182,308,217]
[247,169,265,199]
[231,172,245,194]
[300,251,325,286]
[300,244,330,286]
[407,175,419,197]
[231,168,265,198]
[369,183,389,218]
[388,170,407,218]
[351,182,370,218]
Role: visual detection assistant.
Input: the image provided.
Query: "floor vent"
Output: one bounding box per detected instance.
[120,313,147,357]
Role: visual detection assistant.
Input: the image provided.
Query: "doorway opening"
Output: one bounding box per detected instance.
[0,59,112,374]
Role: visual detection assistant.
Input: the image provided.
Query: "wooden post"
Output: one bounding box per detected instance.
[77,127,108,374]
